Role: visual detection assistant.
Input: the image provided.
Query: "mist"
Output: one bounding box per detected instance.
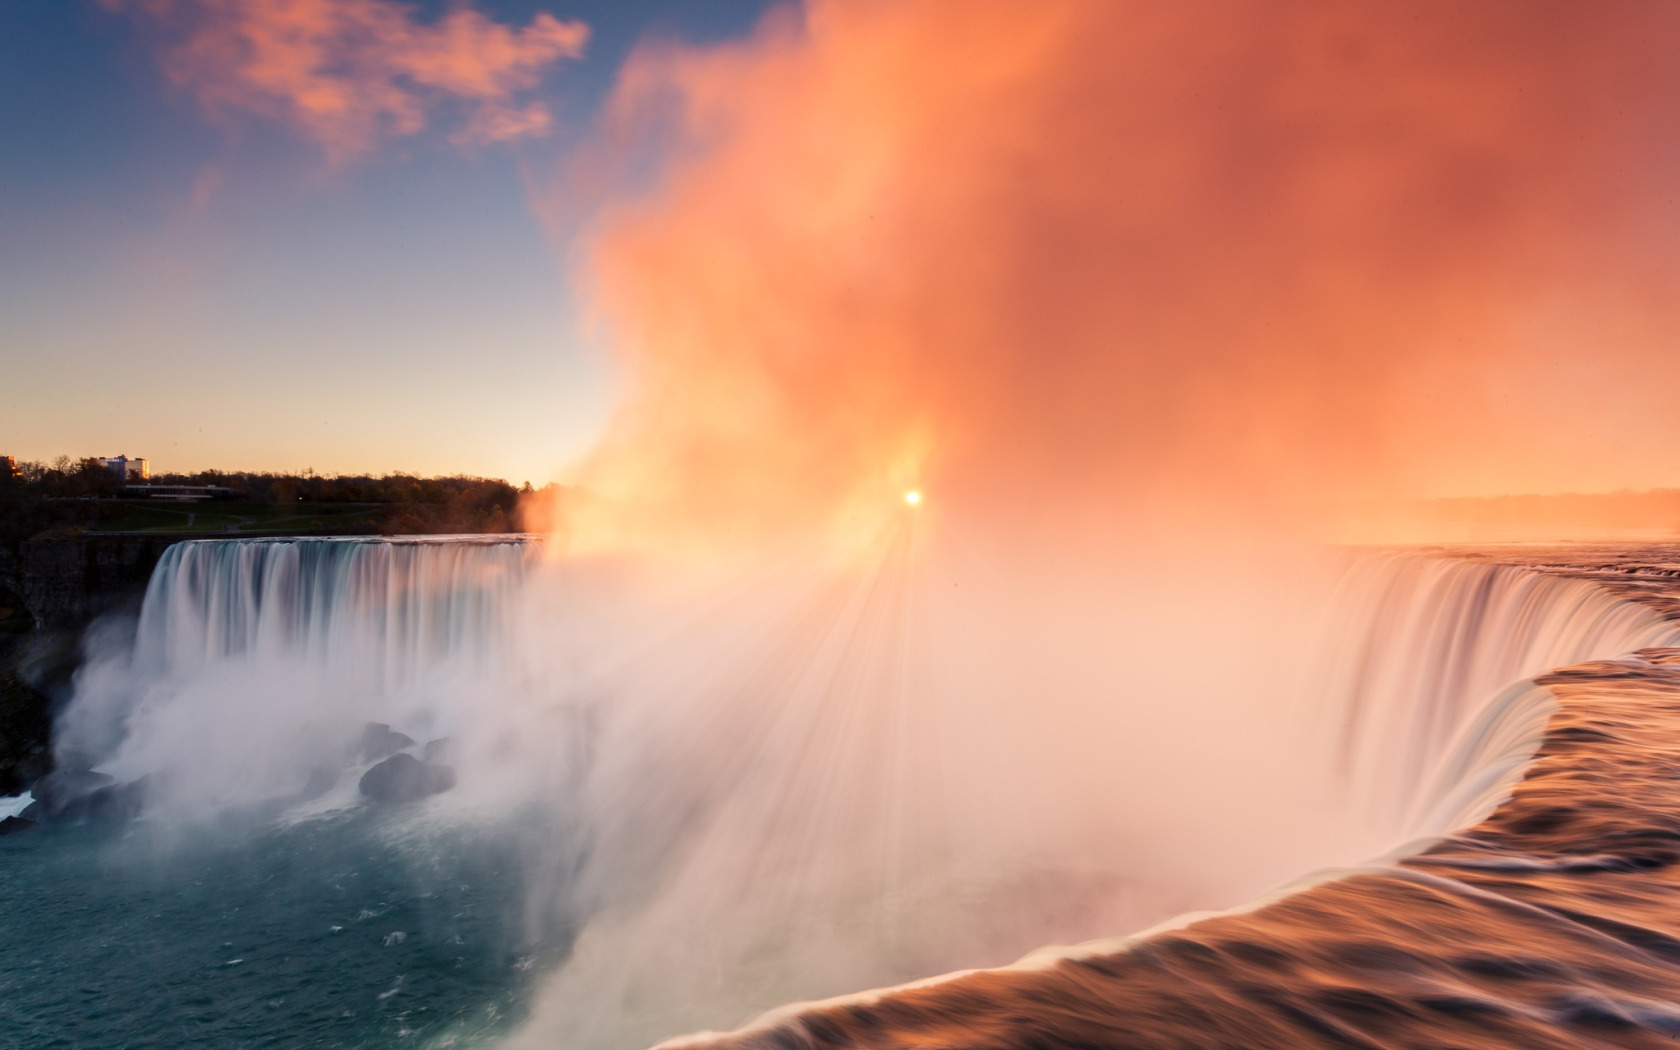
[536,0,1680,554]
[41,3,1680,1048]
[501,2,1680,1041]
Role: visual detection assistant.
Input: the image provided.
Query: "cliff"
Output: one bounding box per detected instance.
[13,532,179,630]
[0,533,180,793]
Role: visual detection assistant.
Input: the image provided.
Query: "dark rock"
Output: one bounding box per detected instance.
[30,769,113,818]
[16,534,175,631]
[25,769,146,822]
[0,814,37,835]
[422,737,454,763]
[299,764,343,800]
[359,722,417,763]
[358,752,455,804]
[77,778,148,821]
[0,667,52,795]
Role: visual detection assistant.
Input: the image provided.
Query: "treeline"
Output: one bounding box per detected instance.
[144,468,531,535]
[0,456,543,545]
[2,457,131,499]
[142,467,531,508]
[0,458,110,553]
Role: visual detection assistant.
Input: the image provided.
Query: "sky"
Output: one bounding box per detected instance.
[6,1,1680,531]
[0,0,772,484]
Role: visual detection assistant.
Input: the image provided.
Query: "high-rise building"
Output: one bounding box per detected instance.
[98,455,149,480]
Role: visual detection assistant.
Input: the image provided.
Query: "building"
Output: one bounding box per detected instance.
[122,483,239,502]
[98,455,149,480]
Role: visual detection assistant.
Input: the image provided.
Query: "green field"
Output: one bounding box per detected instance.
[90,501,386,535]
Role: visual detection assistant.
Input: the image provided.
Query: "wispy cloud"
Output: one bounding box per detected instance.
[108,0,588,158]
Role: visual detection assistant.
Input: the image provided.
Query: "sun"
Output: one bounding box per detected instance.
[904,490,922,506]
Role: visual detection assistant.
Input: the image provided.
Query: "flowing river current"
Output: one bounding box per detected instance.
[6,538,1680,1049]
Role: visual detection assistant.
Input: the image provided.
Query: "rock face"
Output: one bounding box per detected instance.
[0,814,35,835]
[16,534,176,630]
[421,737,454,763]
[26,768,148,822]
[30,769,114,817]
[359,723,418,763]
[0,533,182,796]
[0,663,52,795]
[358,752,456,804]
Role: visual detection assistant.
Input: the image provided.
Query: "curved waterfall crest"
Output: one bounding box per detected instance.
[1320,550,1680,830]
[632,551,1680,1050]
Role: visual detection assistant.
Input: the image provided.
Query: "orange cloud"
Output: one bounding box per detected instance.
[552,0,1680,551]
[109,0,588,157]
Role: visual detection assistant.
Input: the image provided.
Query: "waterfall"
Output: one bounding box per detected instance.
[46,536,1680,1050]
[1319,550,1680,833]
[57,540,1680,842]
[133,536,532,685]
[57,536,541,815]
[545,551,1680,1050]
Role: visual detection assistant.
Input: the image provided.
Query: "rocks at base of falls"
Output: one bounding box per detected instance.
[358,752,456,805]
[0,663,53,796]
[5,767,150,831]
[3,722,461,828]
[359,723,417,763]
[422,737,453,764]
[32,769,147,822]
[0,814,36,835]
[30,768,113,814]
[353,724,458,804]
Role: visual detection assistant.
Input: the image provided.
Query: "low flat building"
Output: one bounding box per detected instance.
[122,484,239,502]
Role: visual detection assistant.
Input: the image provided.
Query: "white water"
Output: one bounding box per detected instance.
[1321,550,1680,833]
[59,536,549,817]
[50,538,1680,1049]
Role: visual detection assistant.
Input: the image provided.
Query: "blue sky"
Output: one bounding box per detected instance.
[0,0,775,483]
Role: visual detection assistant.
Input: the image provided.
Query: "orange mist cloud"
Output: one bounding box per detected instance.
[109,0,588,157]
[554,0,1680,549]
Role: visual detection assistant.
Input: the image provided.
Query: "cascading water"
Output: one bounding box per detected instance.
[11,539,1680,1050]
[1319,551,1680,835]
[642,549,1680,1050]
[135,536,529,682]
[507,545,1680,1050]
[58,536,543,816]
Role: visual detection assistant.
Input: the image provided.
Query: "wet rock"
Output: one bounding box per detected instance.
[422,737,454,763]
[0,814,36,835]
[0,667,52,796]
[299,763,343,800]
[77,778,147,821]
[30,769,114,818]
[359,723,417,763]
[26,769,147,823]
[359,752,455,804]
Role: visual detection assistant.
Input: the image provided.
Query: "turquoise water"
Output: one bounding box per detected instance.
[0,810,572,1049]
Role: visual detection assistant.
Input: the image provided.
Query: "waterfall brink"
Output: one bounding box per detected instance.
[133,537,531,684]
[524,547,1680,1050]
[1320,552,1680,834]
